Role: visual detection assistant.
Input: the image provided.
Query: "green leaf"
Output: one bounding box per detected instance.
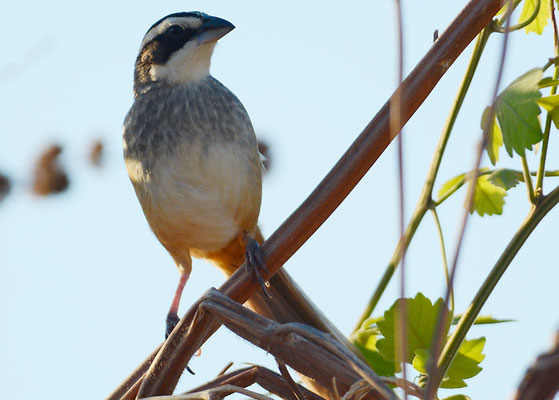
[351,317,397,376]
[438,173,466,199]
[538,77,559,89]
[538,93,559,129]
[481,106,503,165]
[441,337,486,388]
[411,348,430,373]
[376,293,452,364]
[412,338,486,389]
[488,168,524,190]
[441,395,471,400]
[353,334,398,376]
[495,68,543,157]
[519,0,550,34]
[468,174,507,216]
[452,314,515,325]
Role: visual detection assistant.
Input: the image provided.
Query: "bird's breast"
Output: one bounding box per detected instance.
[123,78,262,255]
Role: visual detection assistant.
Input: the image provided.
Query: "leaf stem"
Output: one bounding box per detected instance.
[352,28,491,333]
[431,184,559,390]
[536,0,559,194]
[434,178,467,206]
[430,208,454,313]
[521,156,536,204]
[490,0,540,33]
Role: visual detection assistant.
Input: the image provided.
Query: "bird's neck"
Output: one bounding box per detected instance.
[134,43,216,94]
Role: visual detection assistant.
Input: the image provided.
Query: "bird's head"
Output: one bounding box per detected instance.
[134,12,234,91]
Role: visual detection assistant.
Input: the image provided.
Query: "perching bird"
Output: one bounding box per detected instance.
[123,11,344,341]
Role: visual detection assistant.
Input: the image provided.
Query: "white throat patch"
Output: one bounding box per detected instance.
[149,41,217,84]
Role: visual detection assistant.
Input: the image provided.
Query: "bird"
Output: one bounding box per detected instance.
[122,11,347,343]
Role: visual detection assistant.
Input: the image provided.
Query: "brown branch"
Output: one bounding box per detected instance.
[189,366,324,400]
[143,384,274,400]
[276,359,308,400]
[191,289,395,399]
[105,345,161,400]
[108,0,504,397]
[215,362,234,377]
[514,331,559,400]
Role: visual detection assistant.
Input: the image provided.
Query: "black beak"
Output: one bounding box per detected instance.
[195,15,235,45]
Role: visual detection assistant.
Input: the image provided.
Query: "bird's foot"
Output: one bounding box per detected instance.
[165,311,180,339]
[244,236,271,298]
[165,312,195,374]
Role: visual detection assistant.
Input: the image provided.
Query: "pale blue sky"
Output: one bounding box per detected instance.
[1,1,558,399]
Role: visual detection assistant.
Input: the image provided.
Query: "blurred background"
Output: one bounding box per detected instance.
[1,1,558,398]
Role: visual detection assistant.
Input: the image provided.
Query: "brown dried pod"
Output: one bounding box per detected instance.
[0,172,11,202]
[31,144,69,196]
[89,139,104,167]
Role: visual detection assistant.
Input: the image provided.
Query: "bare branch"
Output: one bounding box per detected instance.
[190,366,323,400]
[194,289,393,399]
[276,359,308,400]
[514,331,559,400]
[142,384,274,400]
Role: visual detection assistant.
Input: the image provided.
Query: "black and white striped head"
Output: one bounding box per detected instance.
[134,12,234,91]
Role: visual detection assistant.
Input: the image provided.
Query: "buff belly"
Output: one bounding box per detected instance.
[126,140,262,268]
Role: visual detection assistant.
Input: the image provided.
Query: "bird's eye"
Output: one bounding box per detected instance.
[167,25,184,36]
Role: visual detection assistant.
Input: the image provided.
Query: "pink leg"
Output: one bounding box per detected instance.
[165,273,188,338]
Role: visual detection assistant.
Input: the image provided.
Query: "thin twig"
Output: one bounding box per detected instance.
[217,362,234,377]
[276,359,307,400]
[430,208,453,312]
[425,1,515,397]
[391,0,408,398]
[521,156,536,204]
[142,384,274,400]
[188,366,324,400]
[536,0,559,193]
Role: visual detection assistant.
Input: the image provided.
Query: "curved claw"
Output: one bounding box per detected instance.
[165,312,180,339]
[244,237,271,298]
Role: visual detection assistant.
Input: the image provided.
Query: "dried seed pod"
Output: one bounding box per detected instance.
[89,139,104,167]
[0,172,11,202]
[31,144,69,196]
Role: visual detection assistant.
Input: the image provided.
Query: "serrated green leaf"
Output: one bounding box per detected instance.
[452,314,515,325]
[488,169,524,190]
[438,173,466,199]
[481,106,503,165]
[495,68,543,157]
[468,174,507,216]
[519,0,550,34]
[413,338,486,389]
[351,317,398,376]
[441,395,471,400]
[538,93,559,129]
[353,335,398,376]
[538,77,559,89]
[412,348,430,373]
[376,293,452,365]
[441,337,486,388]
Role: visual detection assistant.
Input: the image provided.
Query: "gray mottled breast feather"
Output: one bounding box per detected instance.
[123,76,257,171]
